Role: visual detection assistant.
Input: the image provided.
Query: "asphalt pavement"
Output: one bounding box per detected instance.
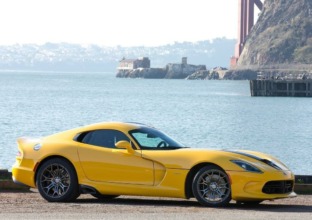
[0,192,311,220]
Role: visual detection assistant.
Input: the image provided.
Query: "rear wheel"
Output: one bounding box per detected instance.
[36,158,80,202]
[192,165,231,207]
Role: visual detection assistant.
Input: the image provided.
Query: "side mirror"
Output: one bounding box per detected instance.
[115,141,134,154]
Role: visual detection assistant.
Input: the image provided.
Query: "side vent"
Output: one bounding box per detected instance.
[80,185,97,194]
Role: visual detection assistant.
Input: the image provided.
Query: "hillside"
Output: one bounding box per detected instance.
[237,0,312,72]
[0,38,235,72]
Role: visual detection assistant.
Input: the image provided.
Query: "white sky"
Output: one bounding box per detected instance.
[0,0,260,47]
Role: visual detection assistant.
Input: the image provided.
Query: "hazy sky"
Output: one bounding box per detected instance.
[0,0,260,47]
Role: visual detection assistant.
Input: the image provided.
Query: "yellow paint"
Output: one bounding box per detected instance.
[12,122,296,202]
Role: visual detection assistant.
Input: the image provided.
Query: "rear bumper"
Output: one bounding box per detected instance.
[12,164,36,188]
[12,178,31,188]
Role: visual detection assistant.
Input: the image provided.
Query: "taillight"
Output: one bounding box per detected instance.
[16,150,22,157]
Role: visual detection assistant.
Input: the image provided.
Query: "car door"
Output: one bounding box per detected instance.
[76,129,154,185]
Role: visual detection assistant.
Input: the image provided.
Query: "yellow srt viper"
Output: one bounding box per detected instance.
[12,122,296,206]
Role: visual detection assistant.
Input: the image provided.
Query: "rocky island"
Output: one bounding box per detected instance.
[116,57,227,80]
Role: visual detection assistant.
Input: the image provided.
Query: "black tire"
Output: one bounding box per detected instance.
[192,165,231,207]
[91,194,119,200]
[36,158,80,202]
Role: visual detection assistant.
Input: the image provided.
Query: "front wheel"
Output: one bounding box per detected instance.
[36,158,80,202]
[192,165,231,207]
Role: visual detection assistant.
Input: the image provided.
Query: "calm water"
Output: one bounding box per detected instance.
[0,71,311,174]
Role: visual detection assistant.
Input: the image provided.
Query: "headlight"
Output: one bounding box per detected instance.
[231,160,263,173]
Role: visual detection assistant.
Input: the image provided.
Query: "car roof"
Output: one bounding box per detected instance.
[44,121,158,141]
[80,121,153,132]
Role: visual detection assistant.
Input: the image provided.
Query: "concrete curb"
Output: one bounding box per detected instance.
[294,175,312,194]
[0,180,30,192]
[1,169,312,194]
[294,184,312,194]
[0,169,30,192]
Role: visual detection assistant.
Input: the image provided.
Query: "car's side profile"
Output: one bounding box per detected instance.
[12,122,296,206]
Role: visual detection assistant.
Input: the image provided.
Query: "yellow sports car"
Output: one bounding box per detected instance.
[12,122,296,206]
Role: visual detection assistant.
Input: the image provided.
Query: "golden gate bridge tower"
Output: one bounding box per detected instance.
[230,0,263,68]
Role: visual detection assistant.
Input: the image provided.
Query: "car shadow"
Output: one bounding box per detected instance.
[75,197,312,213]
[76,197,199,207]
[226,203,312,213]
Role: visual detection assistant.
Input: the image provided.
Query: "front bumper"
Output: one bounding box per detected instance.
[227,170,296,201]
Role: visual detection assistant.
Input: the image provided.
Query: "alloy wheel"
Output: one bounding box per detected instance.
[193,166,231,206]
[39,163,70,198]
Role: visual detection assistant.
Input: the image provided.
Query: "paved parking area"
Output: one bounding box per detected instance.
[0,192,311,219]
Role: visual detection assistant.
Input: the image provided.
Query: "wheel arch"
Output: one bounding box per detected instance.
[34,155,78,187]
[184,162,226,199]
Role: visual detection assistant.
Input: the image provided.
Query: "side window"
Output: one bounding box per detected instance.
[78,129,130,149]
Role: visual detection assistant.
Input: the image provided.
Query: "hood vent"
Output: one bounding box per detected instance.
[224,150,282,171]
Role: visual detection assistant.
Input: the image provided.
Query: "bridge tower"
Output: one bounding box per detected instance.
[230,0,263,68]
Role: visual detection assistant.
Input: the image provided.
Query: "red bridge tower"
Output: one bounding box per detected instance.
[230,0,263,68]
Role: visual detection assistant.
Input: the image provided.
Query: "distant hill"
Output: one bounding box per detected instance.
[237,0,312,72]
[0,38,235,72]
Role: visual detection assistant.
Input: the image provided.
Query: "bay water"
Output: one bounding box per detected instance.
[0,71,311,174]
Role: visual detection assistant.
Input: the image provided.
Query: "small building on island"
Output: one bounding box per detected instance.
[117,57,150,70]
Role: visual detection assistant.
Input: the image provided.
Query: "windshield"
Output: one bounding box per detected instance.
[129,127,185,150]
